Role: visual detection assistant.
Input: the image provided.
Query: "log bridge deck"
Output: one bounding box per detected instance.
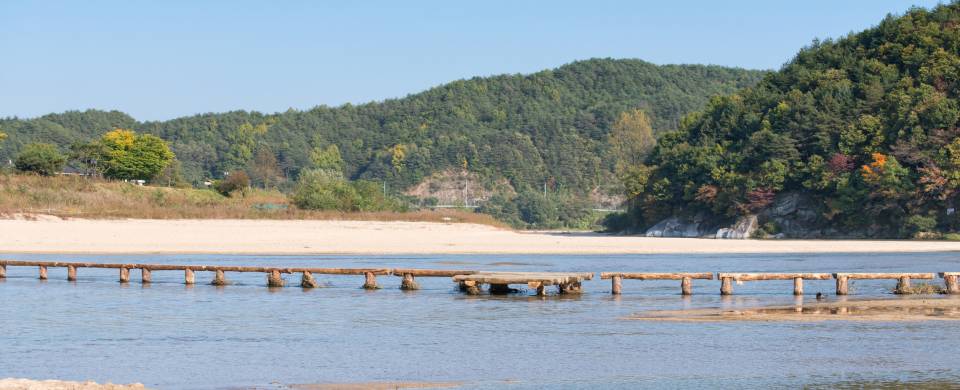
[717,273,833,296]
[599,273,714,295]
[833,272,937,295]
[0,260,391,289]
[451,272,594,296]
[1,260,957,296]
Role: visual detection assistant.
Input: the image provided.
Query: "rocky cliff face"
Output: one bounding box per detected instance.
[643,192,830,239]
[644,213,758,239]
[757,192,831,238]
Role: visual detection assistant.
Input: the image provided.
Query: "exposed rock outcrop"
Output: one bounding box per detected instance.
[757,192,829,238]
[644,213,758,239]
[644,215,717,238]
[715,215,758,239]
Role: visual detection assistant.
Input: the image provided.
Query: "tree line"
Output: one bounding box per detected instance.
[608,2,960,238]
[0,58,764,227]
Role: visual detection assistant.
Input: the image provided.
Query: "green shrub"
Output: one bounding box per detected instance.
[215,170,250,196]
[15,143,66,176]
[906,215,938,237]
[292,169,358,211]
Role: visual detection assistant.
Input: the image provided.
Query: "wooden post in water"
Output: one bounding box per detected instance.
[39,265,48,280]
[720,276,733,295]
[141,268,152,284]
[119,267,130,283]
[0,264,5,278]
[400,273,420,290]
[362,271,378,289]
[211,270,226,286]
[67,265,77,281]
[184,269,195,284]
[945,275,960,294]
[462,280,480,295]
[530,281,547,296]
[793,277,803,296]
[267,270,284,287]
[895,276,911,294]
[836,275,849,295]
[611,275,623,295]
[300,271,319,288]
[681,276,693,296]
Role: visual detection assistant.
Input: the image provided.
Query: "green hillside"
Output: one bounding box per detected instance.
[0,58,764,228]
[612,3,960,237]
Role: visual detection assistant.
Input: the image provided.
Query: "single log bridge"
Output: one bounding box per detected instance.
[833,273,937,295]
[716,273,833,295]
[1,260,957,296]
[0,260,389,289]
[451,272,593,296]
[599,272,713,295]
[390,269,477,291]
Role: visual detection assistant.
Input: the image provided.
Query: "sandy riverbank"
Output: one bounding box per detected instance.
[0,379,145,390]
[628,297,960,322]
[3,217,960,254]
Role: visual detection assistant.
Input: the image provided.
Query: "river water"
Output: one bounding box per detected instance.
[1,252,959,389]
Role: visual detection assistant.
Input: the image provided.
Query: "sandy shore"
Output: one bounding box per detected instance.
[3,218,960,254]
[0,379,145,390]
[627,297,960,322]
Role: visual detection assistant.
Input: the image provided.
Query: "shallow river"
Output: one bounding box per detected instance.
[1,252,959,389]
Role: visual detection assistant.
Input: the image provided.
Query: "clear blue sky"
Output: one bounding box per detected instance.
[0,0,944,121]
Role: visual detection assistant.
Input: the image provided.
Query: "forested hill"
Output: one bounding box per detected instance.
[615,3,960,238]
[0,59,763,200]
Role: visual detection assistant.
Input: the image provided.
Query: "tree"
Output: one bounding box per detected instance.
[15,143,65,176]
[68,141,109,177]
[608,109,656,174]
[309,144,344,173]
[99,129,175,181]
[247,147,283,188]
[224,122,267,170]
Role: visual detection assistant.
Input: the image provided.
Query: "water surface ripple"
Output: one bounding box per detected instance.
[1,252,958,389]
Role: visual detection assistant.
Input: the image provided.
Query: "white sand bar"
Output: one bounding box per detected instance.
[3,218,960,254]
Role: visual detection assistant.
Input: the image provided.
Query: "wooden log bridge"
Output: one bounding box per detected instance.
[940,272,960,295]
[451,272,593,296]
[390,269,478,290]
[716,273,833,295]
[0,260,390,289]
[833,273,937,295]
[599,272,713,295]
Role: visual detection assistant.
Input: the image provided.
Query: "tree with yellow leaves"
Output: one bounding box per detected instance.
[608,109,656,175]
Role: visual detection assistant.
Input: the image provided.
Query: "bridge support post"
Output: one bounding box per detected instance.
[611,275,622,295]
[681,276,693,295]
[211,270,226,286]
[720,277,733,295]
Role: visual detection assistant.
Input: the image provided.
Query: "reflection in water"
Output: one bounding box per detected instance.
[1,252,959,389]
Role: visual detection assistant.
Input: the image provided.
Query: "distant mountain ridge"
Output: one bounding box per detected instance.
[0,58,765,227]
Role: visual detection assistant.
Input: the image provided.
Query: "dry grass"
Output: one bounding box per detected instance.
[0,173,506,226]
